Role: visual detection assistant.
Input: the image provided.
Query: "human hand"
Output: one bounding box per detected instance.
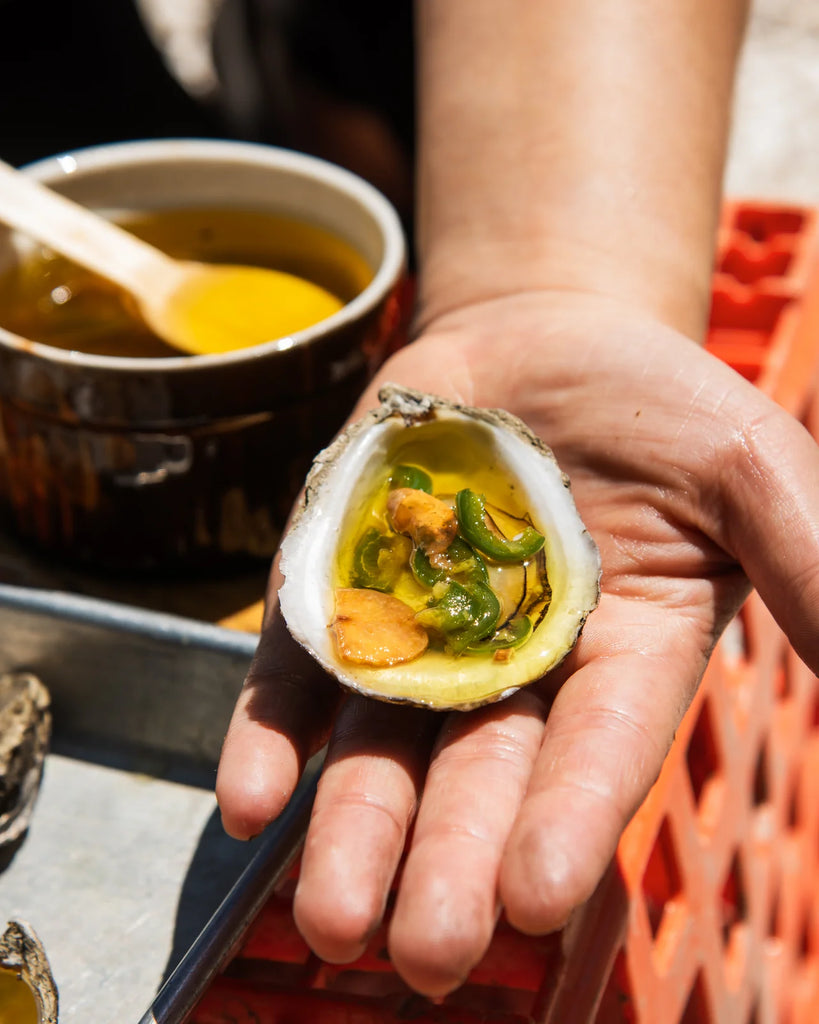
[216,289,819,996]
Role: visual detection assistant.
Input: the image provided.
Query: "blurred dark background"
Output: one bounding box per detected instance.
[0,0,219,166]
[0,0,414,222]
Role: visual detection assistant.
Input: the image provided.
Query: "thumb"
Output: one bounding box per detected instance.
[720,398,819,674]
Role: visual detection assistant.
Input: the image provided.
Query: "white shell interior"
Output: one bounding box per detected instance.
[279,406,600,709]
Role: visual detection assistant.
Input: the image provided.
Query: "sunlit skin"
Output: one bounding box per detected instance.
[216,0,819,1000]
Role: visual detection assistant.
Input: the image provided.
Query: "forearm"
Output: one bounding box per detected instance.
[415,0,750,340]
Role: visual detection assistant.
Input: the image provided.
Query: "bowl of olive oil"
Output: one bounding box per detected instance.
[0,139,406,570]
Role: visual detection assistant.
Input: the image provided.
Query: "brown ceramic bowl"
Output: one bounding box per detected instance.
[0,140,407,571]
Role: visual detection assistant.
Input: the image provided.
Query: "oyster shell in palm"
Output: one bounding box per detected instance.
[279,385,600,710]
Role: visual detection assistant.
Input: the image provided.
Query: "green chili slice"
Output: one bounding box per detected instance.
[411,537,489,588]
[415,579,502,656]
[411,547,444,588]
[456,489,545,563]
[390,465,433,493]
[351,527,404,592]
[445,581,502,654]
[415,580,476,632]
[467,616,533,653]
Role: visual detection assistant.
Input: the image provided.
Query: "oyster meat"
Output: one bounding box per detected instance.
[279,385,600,710]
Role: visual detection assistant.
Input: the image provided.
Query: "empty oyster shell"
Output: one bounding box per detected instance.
[279,385,600,710]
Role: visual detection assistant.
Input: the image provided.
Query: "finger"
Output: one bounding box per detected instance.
[216,597,342,840]
[718,400,819,673]
[293,696,440,962]
[499,594,708,934]
[387,691,547,997]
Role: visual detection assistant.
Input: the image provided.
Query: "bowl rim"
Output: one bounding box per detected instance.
[0,137,406,373]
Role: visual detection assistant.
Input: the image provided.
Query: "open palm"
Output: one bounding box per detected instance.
[217,290,819,996]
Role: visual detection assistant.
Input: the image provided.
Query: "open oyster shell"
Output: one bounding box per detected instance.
[279,385,600,710]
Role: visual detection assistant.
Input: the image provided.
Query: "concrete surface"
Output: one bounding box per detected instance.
[726,0,819,203]
[1,754,250,1024]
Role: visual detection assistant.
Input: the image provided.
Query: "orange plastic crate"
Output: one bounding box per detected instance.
[190,202,819,1024]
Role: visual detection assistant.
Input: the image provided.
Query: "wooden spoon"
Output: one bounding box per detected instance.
[0,158,344,357]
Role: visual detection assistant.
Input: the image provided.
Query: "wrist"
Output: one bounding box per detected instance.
[416,222,716,344]
[413,0,749,345]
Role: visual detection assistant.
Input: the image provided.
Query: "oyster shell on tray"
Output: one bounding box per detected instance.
[279,385,600,710]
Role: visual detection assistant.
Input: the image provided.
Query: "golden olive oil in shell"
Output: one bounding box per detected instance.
[334,425,550,625]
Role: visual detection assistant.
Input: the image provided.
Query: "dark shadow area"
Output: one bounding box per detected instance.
[0,832,27,874]
[159,806,265,985]
[50,732,220,791]
[0,0,223,168]
[0,0,416,218]
[213,0,415,230]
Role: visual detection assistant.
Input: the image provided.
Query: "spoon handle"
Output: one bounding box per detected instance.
[0,157,176,293]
